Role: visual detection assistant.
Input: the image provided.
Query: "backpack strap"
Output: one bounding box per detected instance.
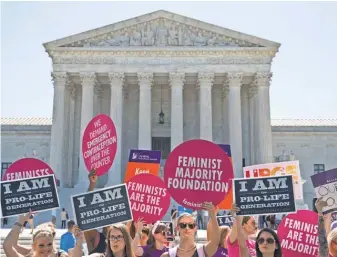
[168,246,178,257]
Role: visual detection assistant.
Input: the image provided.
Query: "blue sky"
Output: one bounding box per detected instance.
[1,1,337,119]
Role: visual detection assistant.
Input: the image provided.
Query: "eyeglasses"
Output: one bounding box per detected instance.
[109,235,124,241]
[257,238,275,245]
[179,223,196,229]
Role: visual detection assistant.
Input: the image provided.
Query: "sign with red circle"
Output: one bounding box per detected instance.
[277,210,319,257]
[164,139,233,210]
[2,158,54,182]
[82,114,117,176]
[126,174,170,224]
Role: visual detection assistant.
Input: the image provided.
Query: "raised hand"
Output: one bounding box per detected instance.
[315,197,328,214]
[18,210,32,225]
[135,217,145,233]
[202,202,216,216]
[88,169,98,185]
[230,203,240,217]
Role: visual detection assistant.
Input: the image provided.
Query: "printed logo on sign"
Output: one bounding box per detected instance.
[132,153,139,160]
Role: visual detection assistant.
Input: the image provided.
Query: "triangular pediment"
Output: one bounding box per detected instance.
[43,10,280,49]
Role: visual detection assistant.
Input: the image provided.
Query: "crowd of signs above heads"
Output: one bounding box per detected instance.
[1,114,337,256]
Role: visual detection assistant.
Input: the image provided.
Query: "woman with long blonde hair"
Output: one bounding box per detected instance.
[3,212,55,257]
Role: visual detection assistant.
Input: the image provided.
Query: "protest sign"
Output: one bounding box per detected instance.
[332,211,337,221]
[178,205,193,216]
[1,174,59,217]
[127,174,170,224]
[233,175,296,216]
[82,114,117,176]
[71,184,132,231]
[217,215,234,227]
[124,149,161,182]
[243,161,303,200]
[2,158,54,181]
[277,210,319,257]
[311,168,337,214]
[164,139,232,210]
[217,144,234,210]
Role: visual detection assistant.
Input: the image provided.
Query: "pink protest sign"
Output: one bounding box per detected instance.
[164,139,233,210]
[2,158,54,181]
[82,114,117,176]
[277,210,319,257]
[126,174,170,224]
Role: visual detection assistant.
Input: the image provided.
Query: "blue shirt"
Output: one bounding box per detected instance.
[60,232,76,253]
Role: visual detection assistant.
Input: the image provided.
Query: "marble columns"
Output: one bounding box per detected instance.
[198,73,214,141]
[227,72,243,178]
[108,72,125,186]
[50,72,67,186]
[137,73,153,150]
[169,73,185,151]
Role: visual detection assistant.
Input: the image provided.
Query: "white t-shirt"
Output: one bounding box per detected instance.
[61,211,67,220]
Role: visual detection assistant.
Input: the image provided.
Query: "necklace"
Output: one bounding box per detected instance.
[178,244,196,252]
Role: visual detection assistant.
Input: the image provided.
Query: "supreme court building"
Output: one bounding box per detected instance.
[42,10,280,188]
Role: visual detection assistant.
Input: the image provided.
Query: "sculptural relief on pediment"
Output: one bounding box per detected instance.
[61,18,262,48]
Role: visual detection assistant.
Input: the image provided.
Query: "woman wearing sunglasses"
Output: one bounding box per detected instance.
[255,228,282,257]
[161,202,219,257]
[134,219,169,257]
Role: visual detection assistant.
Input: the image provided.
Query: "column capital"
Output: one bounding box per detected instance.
[227,72,243,87]
[222,79,229,99]
[66,78,76,99]
[137,72,153,87]
[79,72,96,85]
[254,72,272,88]
[248,84,258,98]
[94,79,103,98]
[108,72,125,85]
[197,72,214,88]
[51,72,67,87]
[169,73,185,88]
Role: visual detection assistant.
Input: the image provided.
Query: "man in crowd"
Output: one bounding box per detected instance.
[60,220,76,253]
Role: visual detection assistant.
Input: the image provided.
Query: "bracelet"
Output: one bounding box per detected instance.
[14,222,23,227]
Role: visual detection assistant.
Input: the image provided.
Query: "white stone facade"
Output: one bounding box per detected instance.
[2,118,337,210]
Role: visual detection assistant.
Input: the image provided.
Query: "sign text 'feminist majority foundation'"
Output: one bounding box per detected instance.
[82,114,117,176]
[164,140,233,209]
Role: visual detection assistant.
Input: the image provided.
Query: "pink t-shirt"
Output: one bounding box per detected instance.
[227,237,256,257]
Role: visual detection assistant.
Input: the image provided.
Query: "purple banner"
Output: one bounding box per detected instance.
[218,144,232,158]
[310,168,337,188]
[128,149,161,164]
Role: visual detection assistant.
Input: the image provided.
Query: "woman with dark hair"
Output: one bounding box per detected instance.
[134,220,169,257]
[255,228,282,257]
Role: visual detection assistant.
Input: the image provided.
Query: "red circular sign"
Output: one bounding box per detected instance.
[277,210,319,257]
[2,158,55,182]
[164,139,233,210]
[82,114,117,176]
[127,174,171,224]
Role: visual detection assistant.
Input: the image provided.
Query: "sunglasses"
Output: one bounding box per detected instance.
[179,223,196,229]
[109,235,124,241]
[156,231,167,236]
[257,238,275,245]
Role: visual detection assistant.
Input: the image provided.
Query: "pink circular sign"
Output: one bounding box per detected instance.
[82,114,117,176]
[277,210,319,257]
[2,158,55,182]
[127,174,170,224]
[164,139,233,210]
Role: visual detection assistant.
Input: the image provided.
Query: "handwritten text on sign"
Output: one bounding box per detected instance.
[1,175,59,217]
[164,139,233,209]
[277,210,319,257]
[127,174,170,223]
[82,114,117,176]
